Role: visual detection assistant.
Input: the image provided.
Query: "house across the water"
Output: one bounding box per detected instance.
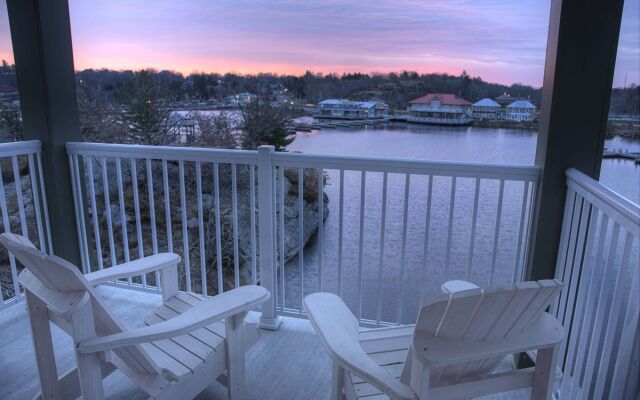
[472,98,503,120]
[316,99,388,119]
[407,93,472,125]
[505,99,537,122]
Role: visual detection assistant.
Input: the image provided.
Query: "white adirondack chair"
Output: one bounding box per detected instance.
[0,233,270,400]
[304,279,565,400]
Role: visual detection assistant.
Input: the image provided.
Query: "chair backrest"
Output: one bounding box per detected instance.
[0,233,160,376]
[414,279,563,384]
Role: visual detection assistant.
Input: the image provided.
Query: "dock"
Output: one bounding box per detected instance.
[602,149,640,164]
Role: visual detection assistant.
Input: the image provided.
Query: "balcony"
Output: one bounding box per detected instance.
[0,139,637,399]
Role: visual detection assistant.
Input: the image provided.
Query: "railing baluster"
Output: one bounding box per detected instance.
[250,165,257,285]
[397,173,410,325]
[376,172,388,325]
[37,153,53,253]
[115,159,130,285]
[512,180,529,284]
[279,167,285,310]
[213,162,223,294]
[178,160,192,292]
[27,154,45,251]
[195,162,207,296]
[467,178,480,280]
[337,169,344,297]
[488,179,504,286]
[559,206,599,399]
[11,156,28,239]
[297,167,304,314]
[443,176,457,276]
[100,157,117,268]
[130,159,145,285]
[593,230,634,399]
[567,214,610,399]
[552,189,577,316]
[0,164,19,301]
[557,193,584,324]
[68,155,88,273]
[580,222,621,397]
[318,168,324,292]
[145,159,157,288]
[85,158,103,270]
[231,163,239,289]
[356,171,366,320]
[610,238,640,397]
[422,176,433,302]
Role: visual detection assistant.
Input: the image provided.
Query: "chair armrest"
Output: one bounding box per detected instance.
[85,253,181,286]
[441,280,480,294]
[413,313,565,366]
[304,293,417,400]
[78,285,269,353]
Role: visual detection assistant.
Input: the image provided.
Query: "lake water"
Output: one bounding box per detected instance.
[280,123,639,323]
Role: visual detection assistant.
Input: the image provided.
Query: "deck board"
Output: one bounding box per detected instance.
[0,286,530,399]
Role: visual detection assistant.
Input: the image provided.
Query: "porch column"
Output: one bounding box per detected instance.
[527,0,624,280]
[6,0,83,265]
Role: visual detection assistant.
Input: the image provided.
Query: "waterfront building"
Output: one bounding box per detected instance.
[224,92,257,107]
[494,93,526,107]
[505,99,537,122]
[316,99,388,119]
[407,93,472,125]
[471,98,502,120]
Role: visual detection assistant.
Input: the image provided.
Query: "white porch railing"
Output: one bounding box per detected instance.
[0,140,52,308]
[553,168,639,400]
[67,142,540,326]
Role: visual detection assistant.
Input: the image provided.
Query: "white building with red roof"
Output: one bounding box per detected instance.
[407,93,473,125]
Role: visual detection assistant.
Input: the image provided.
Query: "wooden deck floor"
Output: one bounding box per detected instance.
[0,286,529,400]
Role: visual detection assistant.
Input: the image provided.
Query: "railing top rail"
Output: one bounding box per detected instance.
[66,142,259,164]
[566,168,640,235]
[0,140,42,158]
[272,151,541,181]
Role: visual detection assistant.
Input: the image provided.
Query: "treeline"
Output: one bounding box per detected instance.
[2,61,640,114]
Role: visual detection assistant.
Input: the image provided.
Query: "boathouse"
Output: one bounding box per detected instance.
[316,99,388,119]
[407,93,472,125]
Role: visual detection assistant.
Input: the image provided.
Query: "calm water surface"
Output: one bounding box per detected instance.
[283,123,639,323]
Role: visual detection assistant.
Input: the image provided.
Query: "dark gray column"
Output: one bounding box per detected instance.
[6,0,83,265]
[527,0,625,280]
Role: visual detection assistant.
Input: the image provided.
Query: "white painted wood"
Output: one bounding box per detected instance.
[25,290,62,400]
[225,311,247,399]
[331,360,345,400]
[179,160,192,292]
[1,233,269,400]
[100,157,117,268]
[85,253,181,287]
[337,169,344,297]
[231,163,240,288]
[70,292,105,400]
[376,172,388,325]
[298,167,305,308]
[532,345,559,400]
[397,173,411,324]
[306,281,565,400]
[213,162,224,294]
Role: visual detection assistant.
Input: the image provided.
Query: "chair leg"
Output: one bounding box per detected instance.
[331,360,345,400]
[409,353,430,399]
[225,312,247,400]
[70,294,105,400]
[532,345,560,400]
[25,290,62,400]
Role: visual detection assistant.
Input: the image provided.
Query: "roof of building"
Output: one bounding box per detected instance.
[507,100,536,109]
[319,99,387,109]
[495,94,525,102]
[409,93,471,106]
[472,98,501,108]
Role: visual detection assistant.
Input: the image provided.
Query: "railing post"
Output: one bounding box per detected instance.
[257,146,282,330]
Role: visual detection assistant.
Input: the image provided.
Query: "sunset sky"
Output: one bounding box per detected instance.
[1,0,639,87]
